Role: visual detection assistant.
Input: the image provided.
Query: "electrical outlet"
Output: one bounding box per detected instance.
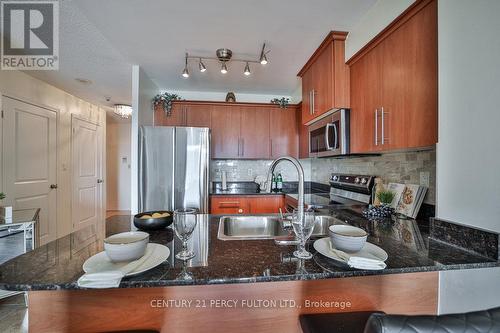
[420,171,430,187]
[247,168,253,177]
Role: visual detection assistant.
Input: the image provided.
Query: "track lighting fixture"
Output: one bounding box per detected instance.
[180,43,269,77]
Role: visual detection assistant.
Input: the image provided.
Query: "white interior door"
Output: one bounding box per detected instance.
[72,117,102,231]
[2,97,57,245]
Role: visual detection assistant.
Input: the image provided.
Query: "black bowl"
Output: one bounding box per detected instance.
[133,211,173,231]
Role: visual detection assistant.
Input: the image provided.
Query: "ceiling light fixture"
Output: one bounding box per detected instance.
[259,43,268,65]
[220,62,228,74]
[181,43,269,77]
[113,104,133,119]
[182,53,189,78]
[244,62,251,76]
[199,58,207,72]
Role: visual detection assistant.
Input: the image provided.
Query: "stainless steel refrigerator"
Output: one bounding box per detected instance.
[138,126,210,213]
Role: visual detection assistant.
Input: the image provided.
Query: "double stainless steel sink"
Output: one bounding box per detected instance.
[217,215,346,241]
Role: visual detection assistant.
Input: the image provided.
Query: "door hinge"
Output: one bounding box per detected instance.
[1,110,4,118]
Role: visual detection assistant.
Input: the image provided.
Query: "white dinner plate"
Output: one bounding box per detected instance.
[83,243,170,277]
[313,237,388,263]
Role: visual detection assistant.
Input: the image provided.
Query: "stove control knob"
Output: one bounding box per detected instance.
[332,175,338,181]
[361,178,367,184]
[355,177,360,184]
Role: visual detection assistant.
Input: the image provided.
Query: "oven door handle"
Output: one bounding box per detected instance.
[325,123,338,150]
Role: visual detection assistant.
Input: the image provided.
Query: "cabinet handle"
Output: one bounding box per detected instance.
[309,91,313,115]
[238,208,243,214]
[237,138,240,156]
[270,139,273,158]
[311,89,315,115]
[381,107,386,145]
[241,138,244,156]
[375,109,378,146]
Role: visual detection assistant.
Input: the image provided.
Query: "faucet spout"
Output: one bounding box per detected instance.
[266,156,305,224]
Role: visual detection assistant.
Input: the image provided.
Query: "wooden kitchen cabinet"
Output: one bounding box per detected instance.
[248,196,285,214]
[154,103,186,126]
[155,101,300,159]
[185,104,212,127]
[298,31,350,125]
[348,0,437,153]
[270,105,298,158]
[211,105,241,158]
[210,195,285,214]
[240,106,270,159]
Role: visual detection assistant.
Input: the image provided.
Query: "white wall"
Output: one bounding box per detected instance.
[106,119,131,211]
[0,70,108,238]
[436,0,500,233]
[163,90,291,104]
[439,267,500,314]
[130,66,159,214]
[345,0,415,61]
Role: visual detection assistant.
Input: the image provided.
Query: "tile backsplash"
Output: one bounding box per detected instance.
[311,149,436,204]
[211,159,312,184]
[211,149,436,204]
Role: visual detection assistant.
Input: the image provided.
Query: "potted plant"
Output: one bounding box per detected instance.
[0,192,12,223]
[377,190,395,207]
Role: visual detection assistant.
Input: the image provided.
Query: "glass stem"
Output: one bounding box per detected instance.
[182,240,188,254]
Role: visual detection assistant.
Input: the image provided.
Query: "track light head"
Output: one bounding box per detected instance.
[244,62,251,76]
[221,62,228,74]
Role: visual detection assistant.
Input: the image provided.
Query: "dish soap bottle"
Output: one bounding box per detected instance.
[277,173,283,192]
[271,174,277,193]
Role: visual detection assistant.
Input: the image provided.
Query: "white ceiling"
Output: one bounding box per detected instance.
[28,0,377,107]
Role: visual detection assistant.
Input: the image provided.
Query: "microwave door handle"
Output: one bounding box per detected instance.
[333,123,338,150]
[325,123,331,150]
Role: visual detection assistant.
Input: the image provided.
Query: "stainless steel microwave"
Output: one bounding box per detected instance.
[308,109,350,157]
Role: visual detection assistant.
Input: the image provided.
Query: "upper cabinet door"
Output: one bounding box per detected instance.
[210,105,241,158]
[312,42,333,118]
[348,0,437,153]
[298,32,350,125]
[301,68,314,125]
[239,106,270,159]
[270,106,298,159]
[155,103,186,126]
[185,104,212,128]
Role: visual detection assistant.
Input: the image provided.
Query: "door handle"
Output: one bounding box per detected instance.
[50,184,58,189]
[97,179,104,184]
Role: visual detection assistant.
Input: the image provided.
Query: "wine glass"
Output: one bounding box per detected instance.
[173,208,197,260]
[292,210,315,259]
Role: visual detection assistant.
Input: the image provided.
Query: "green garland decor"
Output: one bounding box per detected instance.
[152,93,181,116]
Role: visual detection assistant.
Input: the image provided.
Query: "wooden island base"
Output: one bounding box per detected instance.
[28,272,438,333]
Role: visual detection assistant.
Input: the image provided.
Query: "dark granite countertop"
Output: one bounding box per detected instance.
[0,208,498,291]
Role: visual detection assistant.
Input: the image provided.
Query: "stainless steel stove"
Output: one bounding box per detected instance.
[329,174,375,206]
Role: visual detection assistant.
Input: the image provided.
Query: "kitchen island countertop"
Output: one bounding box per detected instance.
[0,210,498,291]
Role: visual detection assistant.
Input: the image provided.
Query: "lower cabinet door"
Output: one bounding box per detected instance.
[210,196,249,214]
[210,195,285,214]
[248,196,285,214]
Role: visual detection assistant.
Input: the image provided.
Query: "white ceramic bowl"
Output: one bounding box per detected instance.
[328,225,368,253]
[103,231,149,262]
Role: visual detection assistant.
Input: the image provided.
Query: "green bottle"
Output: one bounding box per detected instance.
[271,174,277,192]
[277,173,283,192]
